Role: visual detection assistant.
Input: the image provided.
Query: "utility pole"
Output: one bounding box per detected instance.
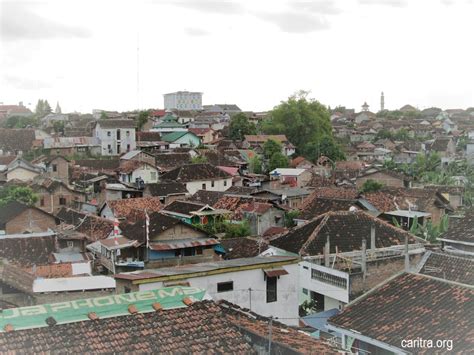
[268,316,273,355]
[248,287,252,311]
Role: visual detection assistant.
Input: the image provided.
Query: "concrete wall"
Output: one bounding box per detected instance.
[186,178,232,195]
[95,127,136,156]
[356,172,405,188]
[151,224,207,241]
[6,168,39,182]
[35,186,85,214]
[134,263,300,326]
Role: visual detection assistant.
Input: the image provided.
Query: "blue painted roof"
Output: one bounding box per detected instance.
[302,308,340,333]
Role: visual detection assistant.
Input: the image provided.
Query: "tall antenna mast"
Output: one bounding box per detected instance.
[137,32,140,111]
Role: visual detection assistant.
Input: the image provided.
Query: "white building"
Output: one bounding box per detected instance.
[115,256,300,325]
[94,119,136,156]
[160,163,233,195]
[164,91,203,110]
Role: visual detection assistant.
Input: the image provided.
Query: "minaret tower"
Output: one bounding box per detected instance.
[381,92,385,111]
[362,102,369,112]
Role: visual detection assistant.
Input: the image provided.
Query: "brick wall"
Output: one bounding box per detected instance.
[6,208,57,234]
[349,254,422,300]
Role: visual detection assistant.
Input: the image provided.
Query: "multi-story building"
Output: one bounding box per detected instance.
[94,119,136,156]
[163,91,203,110]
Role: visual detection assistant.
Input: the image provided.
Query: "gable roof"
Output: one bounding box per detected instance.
[0,231,57,266]
[106,197,163,222]
[161,131,198,143]
[0,129,36,153]
[190,190,225,205]
[56,208,114,241]
[120,212,207,243]
[439,209,474,244]
[362,187,453,213]
[419,252,474,285]
[270,211,419,256]
[145,181,188,197]
[328,273,474,353]
[160,163,232,183]
[219,237,268,259]
[162,200,207,217]
[136,131,161,141]
[154,153,190,170]
[0,297,254,353]
[118,160,157,174]
[96,119,136,129]
[0,201,56,230]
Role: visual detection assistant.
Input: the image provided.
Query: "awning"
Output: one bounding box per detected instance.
[263,268,288,277]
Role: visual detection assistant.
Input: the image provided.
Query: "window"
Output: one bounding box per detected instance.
[124,286,131,294]
[40,198,45,207]
[224,180,227,186]
[126,144,130,151]
[107,131,111,137]
[59,197,67,205]
[196,247,203,255]
[67,241,74,248]
[52,164,57,172]
[302,288,308,295]
[217,281,233,293]
[211,180,215,188]
[150,172,157,181]
[126,131,130,137]
[266,276,277,303]
[202,183,206,190]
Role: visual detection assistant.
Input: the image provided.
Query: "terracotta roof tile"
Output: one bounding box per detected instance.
[271,211,420,256]
[329,273,474,353]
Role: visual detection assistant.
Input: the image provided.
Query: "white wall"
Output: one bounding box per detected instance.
[186,178,232,195]
[139,263,300,325]
[7,168,39,182]
[299,261,349,304]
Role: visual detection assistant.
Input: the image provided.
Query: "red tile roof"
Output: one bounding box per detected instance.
[329,273,474,353]
[0,301,255,353]
[108,197,163,223]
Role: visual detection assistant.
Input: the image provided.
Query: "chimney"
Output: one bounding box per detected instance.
[370,224,376,250]
[324,233,330,267]
[404,235,410,271]
[361,239,367,279]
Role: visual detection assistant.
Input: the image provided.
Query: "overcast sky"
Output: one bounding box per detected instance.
[1,0,473,113]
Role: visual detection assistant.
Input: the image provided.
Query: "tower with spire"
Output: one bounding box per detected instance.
[55,102,62,114]
[362,101,369,112]
[380,92,385,111]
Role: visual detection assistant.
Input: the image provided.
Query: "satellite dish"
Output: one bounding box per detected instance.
[349,206,358,212]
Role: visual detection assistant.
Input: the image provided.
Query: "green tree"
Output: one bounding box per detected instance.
[228,113,256,141]
[262,91,332,147]
[261,91,342,161]
[284,210,299,228]
[43,100,52,115]
[263,139,282,159]
[35,99,45,116]
[359,179,384,194]
[100,111,108,120]
[191,155,208,164]
[269,152,289,171]
[223,221,251,238]
[249,155,263,174]
[302,136,345,162]
[0,186,38,206]
[137,110,150,131]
